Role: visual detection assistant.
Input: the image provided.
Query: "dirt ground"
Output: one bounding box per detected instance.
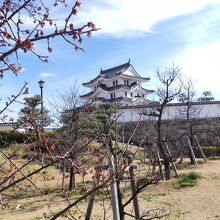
[139,159,220,220]
[1,159,220,220]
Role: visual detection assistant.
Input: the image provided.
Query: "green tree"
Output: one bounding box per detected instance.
[18,95,52,138]
[62,102,119,140]
[198,91,214,101]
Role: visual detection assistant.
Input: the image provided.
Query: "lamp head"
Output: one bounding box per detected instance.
[38,79,45,88]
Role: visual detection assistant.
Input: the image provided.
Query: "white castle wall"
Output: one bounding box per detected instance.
[117,101,220,122]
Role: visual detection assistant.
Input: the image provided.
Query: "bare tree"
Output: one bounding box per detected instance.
[50,84,85,191]
[154,65,182,180]
[178,77,201,164]
[0,82,28,122]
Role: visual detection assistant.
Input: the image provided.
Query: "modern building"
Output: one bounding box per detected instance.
[81,60,154,106]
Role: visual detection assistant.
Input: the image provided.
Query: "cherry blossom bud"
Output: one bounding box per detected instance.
[92,24,97,30]
[76,1,82,7]
[18,19,23,24]
[75,45,80,51]
[69,23,74,30]
[87,22,93,27]
[72,8,77,15]
[87,31,92,37]
[48,47,52,53]
[72,34,78,40]
[78,28,83,34]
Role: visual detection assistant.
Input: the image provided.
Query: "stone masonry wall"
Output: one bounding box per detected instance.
[120,117,220,146]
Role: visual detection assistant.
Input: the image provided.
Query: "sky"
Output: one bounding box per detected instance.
[1,0,220,121]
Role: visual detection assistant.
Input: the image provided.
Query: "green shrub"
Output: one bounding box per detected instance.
[0,130,57,148]
[42,131,56,138]
[177,171,201,188]
[0,130,26,147]
[193,146,220,158]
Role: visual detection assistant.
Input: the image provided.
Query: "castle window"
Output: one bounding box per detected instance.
[125,92,127,97]
[110,93,115,99]
[116,80,118,85]
[113,81,115,86]
[131,92,133,97]
[142,94,144,98]
[124,80,129,85]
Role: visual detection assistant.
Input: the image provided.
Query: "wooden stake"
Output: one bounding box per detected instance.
[144,144,147,164]
[186,136,197,165]
[109,155,120,220]
[194,135,207,162]
[61,162,66,191]
[163,139,179,177]
[155,145,165,180]
[85,169,100,220]
[128,156,140,219]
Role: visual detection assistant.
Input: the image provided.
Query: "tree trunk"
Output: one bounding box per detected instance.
[186,136,197,165]
[158,141,170,180]
[163,160,170,180]
[188,148,195,164]
[69,167,76,191]
[187,123,196,164]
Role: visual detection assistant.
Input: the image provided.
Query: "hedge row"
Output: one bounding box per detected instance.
[0,130,55,147]
[193,146,220,158]
[0,130,26,147]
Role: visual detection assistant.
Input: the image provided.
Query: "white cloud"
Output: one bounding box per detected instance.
[76,0,220,37]
[177,40,220,96]
[40,72,56,78]
[20,0,220,39]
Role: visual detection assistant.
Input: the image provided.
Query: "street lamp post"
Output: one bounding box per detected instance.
[38,79,45,130]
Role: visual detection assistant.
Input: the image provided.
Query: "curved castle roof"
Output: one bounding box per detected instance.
[81,82,154,98]
[83,61,150,87]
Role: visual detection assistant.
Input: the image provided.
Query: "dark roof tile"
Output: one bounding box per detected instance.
[83,61,149,86]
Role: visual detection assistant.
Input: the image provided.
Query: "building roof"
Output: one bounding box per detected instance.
[83,61,150,86]
[120,100,220,109]
[64,100,220,114]
[100,61,130,78]
[80,83,154,98]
